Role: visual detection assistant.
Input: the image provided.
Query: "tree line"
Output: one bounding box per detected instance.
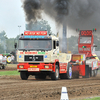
[0,32,100,54]
[0,20,54,54]
[0,19,100,54]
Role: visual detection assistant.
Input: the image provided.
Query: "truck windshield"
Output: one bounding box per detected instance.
[80,37,91,44]
[18,40,52,51]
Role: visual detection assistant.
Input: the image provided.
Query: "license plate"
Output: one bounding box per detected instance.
[28,68,39,71]
[30,66,37,68]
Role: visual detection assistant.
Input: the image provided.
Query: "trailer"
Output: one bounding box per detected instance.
[15,31,72,80]
[70,30,100,78]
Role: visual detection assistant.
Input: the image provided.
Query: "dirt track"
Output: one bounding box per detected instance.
[0,64,17,71]
[0,65,100,100]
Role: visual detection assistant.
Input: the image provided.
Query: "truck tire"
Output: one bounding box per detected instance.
[35,74,46,80]
[51,65,59,80]
[94,69,98,77]
[7,55,12,64]
[60,63,72,79]
[91,70,95,77]
[85,65,90,78]
[90,67,95,77]
[67,63,72,79]
[20,72,29,80]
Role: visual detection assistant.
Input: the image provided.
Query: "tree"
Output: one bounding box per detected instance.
[6,38,15,53]
[0,31,8,53]
[94,35,100,51]
[26,20,54,35]
[67,36,78,53]
[0,31,8,40]
[67,35,100,53]
[0,44,4,53]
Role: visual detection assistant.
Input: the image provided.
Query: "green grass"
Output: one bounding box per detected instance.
[0,71,19,76]
[83,97,100,100]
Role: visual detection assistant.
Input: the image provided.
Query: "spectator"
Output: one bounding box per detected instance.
[4,55,7,59]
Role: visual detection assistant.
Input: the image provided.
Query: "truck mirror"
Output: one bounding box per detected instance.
[93,45,97,47]
[14,43,17,49]
[57,41,59,46]
[53,41,56,49]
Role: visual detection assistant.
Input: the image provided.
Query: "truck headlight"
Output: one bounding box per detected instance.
[45,66,49,68]
[19,65,24,68]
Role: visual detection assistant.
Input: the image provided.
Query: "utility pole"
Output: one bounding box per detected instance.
[61,0,69,53]
[62,23,67,53]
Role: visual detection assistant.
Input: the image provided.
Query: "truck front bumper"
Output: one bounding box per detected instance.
[17,63,54,72]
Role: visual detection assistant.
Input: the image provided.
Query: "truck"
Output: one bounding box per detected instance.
[69,30,100,78]
[15,31,72,80]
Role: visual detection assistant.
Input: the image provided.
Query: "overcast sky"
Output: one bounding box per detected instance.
[0,0,59,38]
[0,0,25,38]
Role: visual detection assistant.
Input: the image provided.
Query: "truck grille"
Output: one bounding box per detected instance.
[24,55,44,62]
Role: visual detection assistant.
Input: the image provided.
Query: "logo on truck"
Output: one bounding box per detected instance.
[33,56,35,61]
[79,48,90,51]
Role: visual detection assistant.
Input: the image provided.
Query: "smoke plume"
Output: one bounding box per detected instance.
[23,0,42,23]
[22,0,100,33]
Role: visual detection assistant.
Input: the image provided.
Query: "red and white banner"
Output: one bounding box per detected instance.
[24,31,47,36]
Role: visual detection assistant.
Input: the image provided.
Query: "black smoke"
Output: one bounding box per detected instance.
[22,0,69,23]
[22,0,42,23]
[67,0,100,32]
[22,0,100,33]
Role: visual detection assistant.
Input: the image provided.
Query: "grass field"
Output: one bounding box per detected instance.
[84,97,100,100]
[0,71,19,76]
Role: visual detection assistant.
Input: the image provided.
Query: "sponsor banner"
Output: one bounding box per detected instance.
[20,52,46,55]
[20,52,37,55]
[93,60,98,68]
[79,47,90,51]
[38,52,45,54]
[24,31,47,35]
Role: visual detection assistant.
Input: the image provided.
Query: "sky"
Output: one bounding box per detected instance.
[0,0,61,38]
[0,0,100,39]
[0,0,25,38]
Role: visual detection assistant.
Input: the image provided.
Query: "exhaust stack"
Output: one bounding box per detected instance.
[62,23,67,53]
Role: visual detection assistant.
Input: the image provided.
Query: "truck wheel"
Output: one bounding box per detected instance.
[67,64,72,79]
[51,65,59,80]
[60,63,72,79]
[20,72,29,80]
[85,65,90,78]
[35,74,46,80]
[7,55,12,64]
[94,69,98,77]
[91,70,95,77]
